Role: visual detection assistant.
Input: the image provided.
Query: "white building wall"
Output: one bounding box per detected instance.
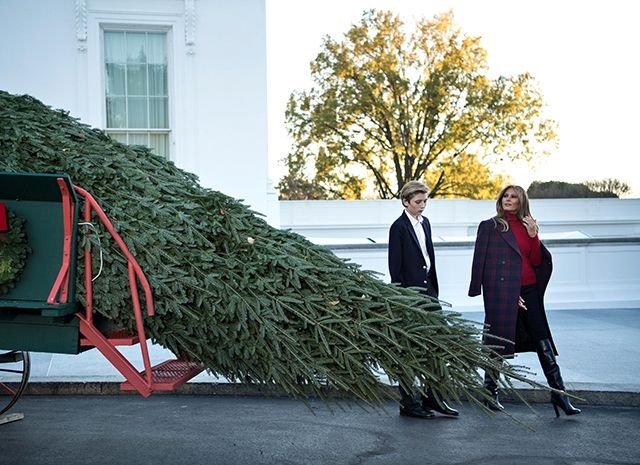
[0,1,78,113]
[189,0,269,216]
[0,0,270,217]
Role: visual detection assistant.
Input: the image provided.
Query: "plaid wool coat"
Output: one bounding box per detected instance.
[468,217,556,357]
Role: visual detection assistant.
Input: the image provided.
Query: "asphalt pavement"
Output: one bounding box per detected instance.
[2,396,639,465]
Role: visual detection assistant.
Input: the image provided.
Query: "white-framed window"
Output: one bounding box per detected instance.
[103,30,170,158]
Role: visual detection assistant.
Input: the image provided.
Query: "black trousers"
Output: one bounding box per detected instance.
[399,274,437,407]
[520,284,551,342]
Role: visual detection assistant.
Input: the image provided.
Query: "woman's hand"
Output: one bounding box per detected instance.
[522,215,539,238]
[518,295,528,310]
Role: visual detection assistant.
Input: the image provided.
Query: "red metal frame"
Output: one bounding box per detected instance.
[0,382,17,396]
[74,186,154,320]
[47,178,74,304]
[72,185,203,397]
[76,313,153,396]
[73,186,155,392]
[120,359,205,392]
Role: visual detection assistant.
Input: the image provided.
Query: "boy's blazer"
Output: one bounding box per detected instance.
[388,211,439,297]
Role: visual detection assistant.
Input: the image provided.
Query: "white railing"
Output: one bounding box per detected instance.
[280,198,640,311]
[280,198,640,240]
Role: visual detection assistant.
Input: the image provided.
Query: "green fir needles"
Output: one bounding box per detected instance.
[0,91,532,408]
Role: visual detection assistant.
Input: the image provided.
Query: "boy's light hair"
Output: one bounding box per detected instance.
[399,181,430,203]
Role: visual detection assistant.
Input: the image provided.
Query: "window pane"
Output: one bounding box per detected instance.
[106,97,126,128]
[105,63,126,96]
[107,132,128,144]
[104,31,125,63]
[104,30,169,158]
[127,97,148,128]
[129,133,148,146]
[126,32,147,64]
[149,97,168,128]
[147,33,166,65]
[150,133,169,158]
[127,64,147,96]
[148,64,167,96]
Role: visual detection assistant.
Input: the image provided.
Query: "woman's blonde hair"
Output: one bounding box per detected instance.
[494,185,532,231]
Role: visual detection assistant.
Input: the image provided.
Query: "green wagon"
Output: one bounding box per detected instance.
[0,172,203,418]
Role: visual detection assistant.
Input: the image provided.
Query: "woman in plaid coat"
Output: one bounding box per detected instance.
[468,185,581,417]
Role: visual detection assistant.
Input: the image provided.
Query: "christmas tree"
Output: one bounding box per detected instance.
[0,91,530,407]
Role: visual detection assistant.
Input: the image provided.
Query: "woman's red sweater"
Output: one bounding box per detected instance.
[506,213,541,286]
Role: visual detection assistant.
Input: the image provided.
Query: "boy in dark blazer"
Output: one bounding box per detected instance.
[388,181,458,418]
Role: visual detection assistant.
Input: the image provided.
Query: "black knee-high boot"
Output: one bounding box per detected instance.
[483,370,504,411]
[536,339,581,417]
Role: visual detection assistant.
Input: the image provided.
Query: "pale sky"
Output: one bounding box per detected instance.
[265,0,640,197]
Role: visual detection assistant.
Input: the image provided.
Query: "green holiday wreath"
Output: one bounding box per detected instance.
[0,209,32,295]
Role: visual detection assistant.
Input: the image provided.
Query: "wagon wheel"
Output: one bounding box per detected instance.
[0,350,31,415]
